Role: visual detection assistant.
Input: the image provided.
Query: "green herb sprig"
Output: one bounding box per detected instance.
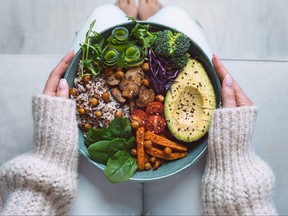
[80,20,104,76]
[129,17,158,52]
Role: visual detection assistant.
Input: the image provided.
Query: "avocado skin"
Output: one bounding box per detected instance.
[164,59,216,143]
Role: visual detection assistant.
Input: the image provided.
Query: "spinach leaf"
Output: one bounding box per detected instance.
[88,140,117,164]
[108,117,131,138]
[121,125,132,138]
[109,137,135,150]
[85,127,112,147]
[85,117,137,183]
[104,150,138,183]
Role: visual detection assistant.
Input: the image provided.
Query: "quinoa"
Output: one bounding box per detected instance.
[71,67,130,130]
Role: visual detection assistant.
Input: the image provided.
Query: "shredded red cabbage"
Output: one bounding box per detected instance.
[148,49,179,95]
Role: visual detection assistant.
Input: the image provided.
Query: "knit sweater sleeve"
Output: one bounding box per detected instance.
[0,95,78,215]
[201,106,277,215]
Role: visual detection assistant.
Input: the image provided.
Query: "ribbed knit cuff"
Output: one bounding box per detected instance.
[208,106,258,162]
[202,106,277,215]
[32,95,78,172]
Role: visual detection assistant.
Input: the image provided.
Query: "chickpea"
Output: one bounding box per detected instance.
[69,88,77,96]
[164,147,172,155]
[83,123,92,131]
[82,75,91,83]
[78,108,86,115]
[130,148,137,156]
[115,71,125,79]
[141,78,149,87]
[144,140,152,149]
[90,97,99,106]
[153,160,161,170]
[150,156,156,164]
[141,62,149,72]
[94,111,102,118]
[104,69,114,77]
[101,92,110,102]
[131,121,140,129]
[144,162,152,170]
[155,94,165,103]
[115,110,123,118]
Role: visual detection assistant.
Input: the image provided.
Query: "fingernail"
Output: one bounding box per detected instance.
[224,75,233,88]
[59,79,67,90]
[212,54,219,61]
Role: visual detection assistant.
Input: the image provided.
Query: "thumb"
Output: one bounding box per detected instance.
[56,79,69,99]
[222,75,236,108]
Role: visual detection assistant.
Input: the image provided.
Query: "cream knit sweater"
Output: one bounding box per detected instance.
[0,95,78,215]
[202,106,277,215]
[0,96,277,215]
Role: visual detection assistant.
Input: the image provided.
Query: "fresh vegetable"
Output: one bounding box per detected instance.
[104,150,138,183]
[169,53,190,70]
[85,117,137,183]
[88,140,116,164]
[107,26,133,53]
[105,25,148,69]
[152,29,190,69]
[122,45,145,67]
[130,110,147,127]
[147,49,179,95]
[108,27,129,45]
[146,101,164,116]
[85,127,112,147]
[102,48,119,68]
[145,115,166,134]
[164,59,216,142]
[80,20,105,76]
[153,29,190,57]
[129,18,158,51]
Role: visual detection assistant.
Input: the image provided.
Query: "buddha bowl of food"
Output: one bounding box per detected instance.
[64,20,221,183]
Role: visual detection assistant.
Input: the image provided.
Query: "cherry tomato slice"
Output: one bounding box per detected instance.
[130,109,147,127]
[146,101,164,116]
[145,115,166,134]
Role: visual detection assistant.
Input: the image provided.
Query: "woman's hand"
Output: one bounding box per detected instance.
[43,50,74,98]
[212,54,253,108]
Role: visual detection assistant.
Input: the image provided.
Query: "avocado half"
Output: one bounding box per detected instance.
[164,59,216,142]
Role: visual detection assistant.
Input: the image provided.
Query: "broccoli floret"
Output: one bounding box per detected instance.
[169,53,190,69]
[153,30,173,57]
[173,33,190,56]
[153,30,190,58]
[153,30,190,69]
